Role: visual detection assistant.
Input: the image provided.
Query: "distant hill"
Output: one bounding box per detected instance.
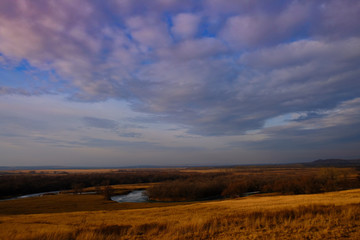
[303,159,360,167]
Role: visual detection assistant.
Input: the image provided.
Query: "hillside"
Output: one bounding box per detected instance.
[1,189,360,239]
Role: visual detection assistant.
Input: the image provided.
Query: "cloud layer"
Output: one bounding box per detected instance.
[0,0,359,165]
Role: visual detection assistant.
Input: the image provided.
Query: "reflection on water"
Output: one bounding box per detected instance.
[111,190,148,203]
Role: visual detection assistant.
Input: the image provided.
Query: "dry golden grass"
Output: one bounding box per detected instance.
[1,189,360,239]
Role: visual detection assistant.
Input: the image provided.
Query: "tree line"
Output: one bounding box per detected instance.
[146,168,360,201]
[0,170,190,199]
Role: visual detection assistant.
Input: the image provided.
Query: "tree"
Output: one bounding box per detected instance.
[103,185,114,200]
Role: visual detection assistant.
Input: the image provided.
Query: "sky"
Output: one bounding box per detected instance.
[0,0,360,167]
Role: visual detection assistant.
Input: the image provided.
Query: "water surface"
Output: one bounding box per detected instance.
[111,190,148,203]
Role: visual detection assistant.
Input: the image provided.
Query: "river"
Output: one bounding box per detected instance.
[111,190,149,203]
[1,190,147,202]
[1,189,259,202]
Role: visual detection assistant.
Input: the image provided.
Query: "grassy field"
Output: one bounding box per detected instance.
[1,188,360,239]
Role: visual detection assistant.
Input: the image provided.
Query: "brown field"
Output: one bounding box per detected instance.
[1,188,360,239]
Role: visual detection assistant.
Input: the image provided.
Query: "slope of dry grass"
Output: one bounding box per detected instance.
[1,189,360,239]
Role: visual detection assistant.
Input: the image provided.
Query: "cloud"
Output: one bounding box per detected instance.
[239,98,360,151]
[315,0,360,39]
[81,116,143,138]
[172,13,201,39]
[0,86,32,95]
[82,117,118,130]
[204,0,263,15]
[118,132,142,138]
[78,137,153,149]
[0,114,49,133]
[296,98,360,130]
[0,0,359,140]
[158,37,227,61]
[220,15,269,48]
[220,1,310,48]
[240,38,360,69]
[125,15,171,50]
[129,35,360,136]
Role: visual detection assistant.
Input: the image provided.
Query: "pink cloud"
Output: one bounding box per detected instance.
[316,0,360,39]
[240,38,360,69]
[126,15,171,50]
[159,38,227,61]
[220,15,269,48]
[220,2,309,48]
[172,13,201,39]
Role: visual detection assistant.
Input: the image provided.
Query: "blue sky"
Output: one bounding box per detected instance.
[0,0,359,166]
